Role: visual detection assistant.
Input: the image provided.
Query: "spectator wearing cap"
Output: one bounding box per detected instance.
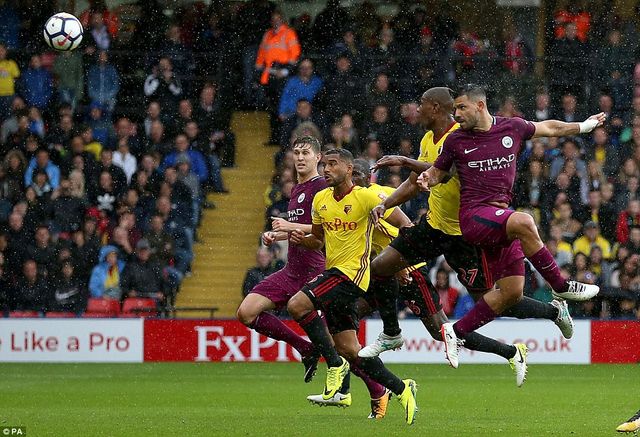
[573,221,612,260]
[89,245,126,299]
[120,238,167,303]
[24,149,60,189]
[278,58,323,120]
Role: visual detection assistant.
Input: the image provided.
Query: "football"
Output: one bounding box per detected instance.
[43,12,83,51]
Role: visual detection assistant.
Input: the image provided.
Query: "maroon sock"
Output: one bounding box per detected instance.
[251,312,314,357]
[528,246,569,293]
[351,362,387,399]
[453,296,498,336]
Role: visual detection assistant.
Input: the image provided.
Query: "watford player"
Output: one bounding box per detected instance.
[286,148,418,425]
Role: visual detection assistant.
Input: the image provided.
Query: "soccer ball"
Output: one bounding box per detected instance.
[43,12,83,51]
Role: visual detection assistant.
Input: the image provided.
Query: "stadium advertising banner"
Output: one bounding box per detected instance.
[0,319,143,362]
[0,319,637,363]
[143,319,367,362]
[365,319,592,364]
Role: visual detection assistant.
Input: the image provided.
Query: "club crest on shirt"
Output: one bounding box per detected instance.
[297,193,305,203]
[502,136,513,148]
[344,205,352,214]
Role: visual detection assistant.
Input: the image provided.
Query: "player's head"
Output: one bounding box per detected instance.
[351,158,371,187]
[418,87,454,128]
[322,148,353,187]
[453,83,488,130]
[292,136,322,178]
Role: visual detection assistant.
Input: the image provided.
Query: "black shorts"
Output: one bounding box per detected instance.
[301,268,361,335]
[400,265,442,317]
[389,215,493,292]
[362,266,441,318]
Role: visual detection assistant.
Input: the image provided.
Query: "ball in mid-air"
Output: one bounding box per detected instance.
[43,12,83,51]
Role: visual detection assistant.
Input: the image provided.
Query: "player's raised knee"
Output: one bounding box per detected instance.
[508,212,537,238]
[286,292,311,319]
[236,303,257,326]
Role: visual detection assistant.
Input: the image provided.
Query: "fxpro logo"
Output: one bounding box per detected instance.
[468,153,515,171]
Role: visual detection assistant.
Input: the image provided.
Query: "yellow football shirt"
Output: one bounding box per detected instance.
[0,59,19,96]
[418,123,462,235]
[312,185,392,291]
[367,183,398,254]
[367,183,426,271]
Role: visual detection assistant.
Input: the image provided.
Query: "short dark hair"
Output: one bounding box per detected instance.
[352,158,371,178]
[324,148,353,164]
[456,83,487,101]
[292,135,322,154]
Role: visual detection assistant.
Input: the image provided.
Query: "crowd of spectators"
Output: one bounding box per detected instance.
[0,0,237,315]
[0,0,638,319]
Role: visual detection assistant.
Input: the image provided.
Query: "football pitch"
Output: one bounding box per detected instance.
[0,362,637,436]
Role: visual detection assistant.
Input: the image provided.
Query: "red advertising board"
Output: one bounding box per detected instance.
[591,320,640,364]
[144,319,367,362]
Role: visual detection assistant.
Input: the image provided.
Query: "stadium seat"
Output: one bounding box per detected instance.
[8,311,41,318]
[86,298,121,316]
[121,298,158,317]
[45,312,77,318]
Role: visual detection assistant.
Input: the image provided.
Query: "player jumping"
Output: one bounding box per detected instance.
[287,148,419,425]
[360,88,573,383]
[418,84,602,367]
[236,136,326,382]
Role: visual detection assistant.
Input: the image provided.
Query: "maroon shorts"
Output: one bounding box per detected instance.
[250,267,323,309]
[460,205,525,282]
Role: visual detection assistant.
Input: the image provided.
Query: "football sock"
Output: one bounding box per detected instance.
[528,246,569,293]
[296,311,342,367]
[251,312,314,357]
[501,296,559,320]
[351,363,387,399]
[356,357,405,395]
[461,331,517,360]
[370,275,401,337]
[453,296,498,337]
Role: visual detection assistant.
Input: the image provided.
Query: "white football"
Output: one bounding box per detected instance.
[43,12,83,51]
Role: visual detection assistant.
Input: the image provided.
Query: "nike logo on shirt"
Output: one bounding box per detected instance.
[464,148,478,154]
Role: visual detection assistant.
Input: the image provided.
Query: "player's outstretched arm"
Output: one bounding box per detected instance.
[416,166,447,191]
[532,112,606,138]
[372,155,431,174]
[371,173,421,224]
[384,206,412,229]
[262,231,289,246]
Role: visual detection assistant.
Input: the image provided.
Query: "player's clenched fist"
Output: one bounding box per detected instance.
[262,231,276,246]
[289,229,306,245]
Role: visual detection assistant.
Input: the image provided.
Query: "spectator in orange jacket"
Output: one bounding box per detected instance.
[255,10,301,144]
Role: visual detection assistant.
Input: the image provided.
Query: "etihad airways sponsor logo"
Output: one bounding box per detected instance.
[467,153,515,171]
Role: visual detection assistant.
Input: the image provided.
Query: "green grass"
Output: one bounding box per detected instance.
[0,363,637,436]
